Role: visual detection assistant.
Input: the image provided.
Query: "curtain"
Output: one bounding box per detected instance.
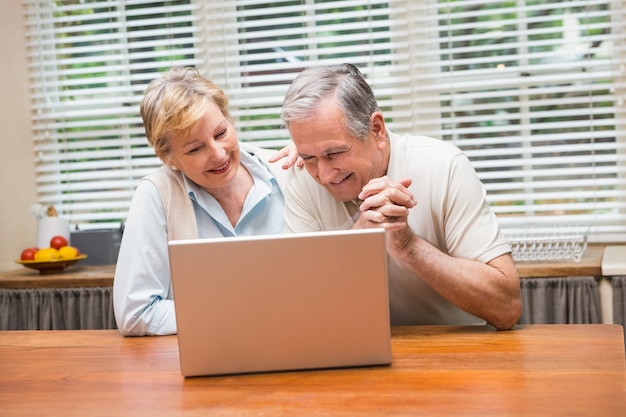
[0,287,116,330]
[0,279,611,329]
[612,276,626,326]
[610,276,626,350]
[519,277,602,324]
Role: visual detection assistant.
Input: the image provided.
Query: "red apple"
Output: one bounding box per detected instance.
[20,247,39,261]
[50,235,69,250]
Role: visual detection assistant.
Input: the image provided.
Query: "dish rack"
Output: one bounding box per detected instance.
[502,225,590,262]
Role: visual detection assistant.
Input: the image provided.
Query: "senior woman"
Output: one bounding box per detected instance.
[113,66,292,336]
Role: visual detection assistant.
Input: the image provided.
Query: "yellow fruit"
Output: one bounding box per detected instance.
[58,245,79,259]
[34,247,60,261]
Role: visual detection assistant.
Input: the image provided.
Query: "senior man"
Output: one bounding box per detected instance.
[274,63,522,330]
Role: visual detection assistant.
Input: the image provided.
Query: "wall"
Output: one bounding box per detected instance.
[0,2,38,271]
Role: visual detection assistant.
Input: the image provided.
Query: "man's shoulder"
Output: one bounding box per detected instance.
[278,163,338,208]
[282,163,324,191]
[389,132,466,174]
[391,131,463,156]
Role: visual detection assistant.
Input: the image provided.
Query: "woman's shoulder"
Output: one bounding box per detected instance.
[240,142,275,162]
[144,165,178,182]
[239,142,291,187]
[142,165,187,194]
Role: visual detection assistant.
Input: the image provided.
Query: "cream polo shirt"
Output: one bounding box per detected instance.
[282,131,511,326]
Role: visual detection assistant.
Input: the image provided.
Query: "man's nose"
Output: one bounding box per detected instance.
[316,159,336,184]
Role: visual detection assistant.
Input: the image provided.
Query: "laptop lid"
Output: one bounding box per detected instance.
[168,228,391,377]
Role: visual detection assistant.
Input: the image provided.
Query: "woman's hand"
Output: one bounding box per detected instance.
[268,143,304,169]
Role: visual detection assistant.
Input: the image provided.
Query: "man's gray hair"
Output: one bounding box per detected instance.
[281,63,380,140]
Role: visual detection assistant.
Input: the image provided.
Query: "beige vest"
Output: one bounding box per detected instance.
[143,166,198,241]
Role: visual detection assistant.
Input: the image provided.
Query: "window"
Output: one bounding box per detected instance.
[24,0,626,241]
[24,0,199,228]
[197,0,395,148]
[428,0,626,240]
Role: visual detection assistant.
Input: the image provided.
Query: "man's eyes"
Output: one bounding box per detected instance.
[301,151,345,161]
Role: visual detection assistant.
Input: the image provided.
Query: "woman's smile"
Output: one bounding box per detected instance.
[208,158,231,174]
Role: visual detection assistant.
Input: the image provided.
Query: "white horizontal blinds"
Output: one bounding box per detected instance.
[207,0,400,149]
[24,0,200,228]
[611,0,626,235]
[23,0,626,238]
[418,0,626,239]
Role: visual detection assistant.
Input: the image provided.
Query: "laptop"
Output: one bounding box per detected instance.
[167,228,392,377]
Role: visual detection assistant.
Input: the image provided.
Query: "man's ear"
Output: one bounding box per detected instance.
[370,111,387,146]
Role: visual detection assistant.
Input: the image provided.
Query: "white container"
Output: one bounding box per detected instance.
[36,217,70,248]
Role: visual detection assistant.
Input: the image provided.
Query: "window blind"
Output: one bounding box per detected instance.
[24,0,200,228]
[417,0,626,241]
[24,0,626,241]
[196,0,399,148]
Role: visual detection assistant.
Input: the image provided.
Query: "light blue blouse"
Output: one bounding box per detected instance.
[113,149,285,336]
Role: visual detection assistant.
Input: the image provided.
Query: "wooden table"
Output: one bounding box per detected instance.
[0,264,115,289]
[0,325,624,416]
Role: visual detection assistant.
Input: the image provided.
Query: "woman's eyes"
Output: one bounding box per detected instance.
[184,129,228,155]
[216,128,227,139]
[186,146,202,155]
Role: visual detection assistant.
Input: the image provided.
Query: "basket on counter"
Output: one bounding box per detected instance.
[502,225,590,262]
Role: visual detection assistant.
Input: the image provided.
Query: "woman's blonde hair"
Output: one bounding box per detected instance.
[140,66,232,158]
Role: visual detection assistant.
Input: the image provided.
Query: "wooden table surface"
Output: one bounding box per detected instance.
[0,264,115,289]
[0,324,624,416]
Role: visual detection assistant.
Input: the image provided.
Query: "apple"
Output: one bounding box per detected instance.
[20,247,39,261]
[50,235,69,250]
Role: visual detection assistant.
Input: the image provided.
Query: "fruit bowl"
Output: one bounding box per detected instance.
[15,254,88,275]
